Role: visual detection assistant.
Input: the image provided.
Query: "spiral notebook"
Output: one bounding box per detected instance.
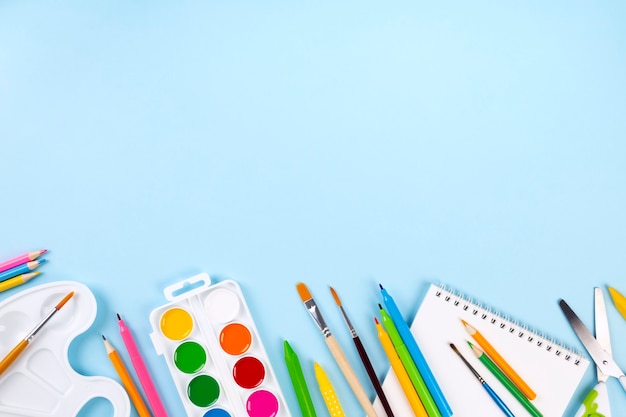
[373,283,590,417]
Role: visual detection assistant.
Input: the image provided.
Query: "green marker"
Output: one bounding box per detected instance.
[284,340,317,417]
[467,341,543,417]
[379,304,442,417]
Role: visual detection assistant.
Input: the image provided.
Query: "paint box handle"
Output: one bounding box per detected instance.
[163,273,212,301]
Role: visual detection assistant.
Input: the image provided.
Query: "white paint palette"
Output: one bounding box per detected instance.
[0,281,130,417]
[149,273,291,417]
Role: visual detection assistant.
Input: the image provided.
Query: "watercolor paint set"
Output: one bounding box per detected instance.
[0,281,130,417]
[149,273,291,417]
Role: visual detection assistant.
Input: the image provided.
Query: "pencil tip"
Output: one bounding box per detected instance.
[449,343,458,353]
[378,303,383,310]
[38,258,47,264]
[374,317,379,324]
[102,334,106,340]
[116,313,122,321]
[379,283,383,290]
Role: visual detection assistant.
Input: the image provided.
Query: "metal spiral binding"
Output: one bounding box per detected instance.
[435,283,586,365]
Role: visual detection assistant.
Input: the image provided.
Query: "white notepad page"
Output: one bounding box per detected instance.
[373,283,589,417]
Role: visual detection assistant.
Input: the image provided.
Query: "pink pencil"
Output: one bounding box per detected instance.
[117,313,168,417]
[0,250,47,274]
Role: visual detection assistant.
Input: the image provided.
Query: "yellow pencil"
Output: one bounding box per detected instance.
[0,272,40,293]
[374,318,427,417]
[102,335,152,417]
[462,320,536,400]
[314,362,345,417]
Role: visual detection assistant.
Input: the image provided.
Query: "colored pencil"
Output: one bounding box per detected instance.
[0,272,41,293]
[450,343,514,417]
[118,314,168,417]
[608,286,626,321]
[0,250,47,274]
[314,362,345,417]
[284,340,317,417]
[0,291,74,376]
[0,259,46,283]
[379,284,452,417]
[330,287,395,417]
[379,304,440,417]
[374,317,427,417]
[102,335,152,417]
[462,319,536,400]
[467,341,542,416]
[296,282,379,417]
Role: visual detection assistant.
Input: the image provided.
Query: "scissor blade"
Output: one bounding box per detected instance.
[594,288,611,383]
[559,299,625,379]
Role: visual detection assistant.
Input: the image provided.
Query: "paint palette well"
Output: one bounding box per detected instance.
[149,273,291,417]
[0,281,130,417]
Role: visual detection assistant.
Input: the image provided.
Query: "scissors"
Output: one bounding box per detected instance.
[559,288,626,417]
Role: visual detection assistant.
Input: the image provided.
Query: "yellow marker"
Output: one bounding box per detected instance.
[375,318,428,417]
[314,362,345,417]
[609,286,626,321]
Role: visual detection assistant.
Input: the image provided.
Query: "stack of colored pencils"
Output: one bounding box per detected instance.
[0,249,47,294]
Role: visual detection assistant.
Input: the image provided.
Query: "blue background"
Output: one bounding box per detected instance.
[1,1,625,416]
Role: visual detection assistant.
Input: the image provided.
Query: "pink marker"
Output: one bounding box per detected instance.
[0,250,47,274]
[117,313,169,417]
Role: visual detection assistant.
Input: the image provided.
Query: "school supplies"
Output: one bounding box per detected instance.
[374,317,428,417]
[296,282,379,417]
[284,340,316,417]
[0,290,73,376]
[314,362,345,417]
[0,259,46,282]
[449,343,514,417]
[0,249,46,274]
[560,297,626,393]
[103,335,152,417]
[150,273,290,417]
[330,287,394,417]
[0,281,131,417]
[378,284,452,417]
[467,342,543,417]
[462,319,536,399]
[608,286,626,321]
[119,313,167,417]
[378,303,439,417]
[0,271,40,293]
[373,283,589,417]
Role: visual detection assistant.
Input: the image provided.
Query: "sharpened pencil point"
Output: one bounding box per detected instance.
[116,313,122,321]
[379,283,383,290]
[102,334,106,340]
[378,303,383,310]
[374,317,379,324]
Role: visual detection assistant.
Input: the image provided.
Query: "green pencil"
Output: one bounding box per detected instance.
[379,304,442,417]
[467,341,543,417]
[284,340,317,417]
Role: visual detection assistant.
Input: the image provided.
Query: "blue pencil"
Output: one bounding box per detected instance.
[0,259,46,283]
[379,284,453,417]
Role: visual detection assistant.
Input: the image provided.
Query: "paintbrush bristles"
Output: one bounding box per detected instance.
[55,291,75,310]
[329,286,342,306]
[296,282,312,302]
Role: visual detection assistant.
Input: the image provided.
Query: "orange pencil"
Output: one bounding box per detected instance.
[102,335,152,417]
[462,320,536,400]
[374,318,428,417]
